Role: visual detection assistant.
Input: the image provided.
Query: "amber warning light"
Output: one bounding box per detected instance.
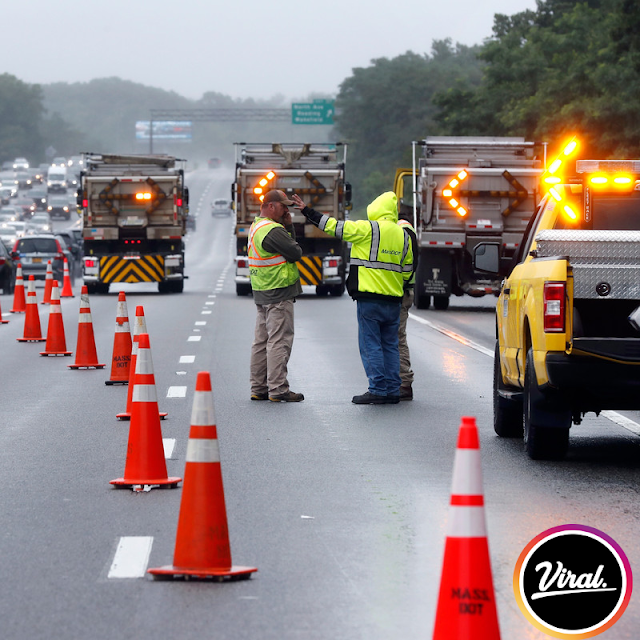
[136,192,152,200]
[443,170,469,217]
[253,171,277,201]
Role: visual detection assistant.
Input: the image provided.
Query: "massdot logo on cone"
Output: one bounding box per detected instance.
[514,525,632,638]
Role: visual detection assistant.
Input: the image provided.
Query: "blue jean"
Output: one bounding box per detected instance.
[356,299,401,396]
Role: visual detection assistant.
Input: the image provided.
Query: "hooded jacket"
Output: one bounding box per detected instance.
[301,191,413,302]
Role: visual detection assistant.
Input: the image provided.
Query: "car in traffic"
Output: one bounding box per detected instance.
[12,157,29,170]
[55,230,82,276]
[28,214,52,234]
[0,224,18,250]
[208,157,221,169]
[10,220,28,238]
[15,171,32,190]
[0,239,16,293]
[29,187,48,211]
[0,186,14,205]
[11,234,74,284]
[51,157,67,168]
[13,195,37,219]
[0,207,20,222]
[48,194,71,220]
[211,198,232,216]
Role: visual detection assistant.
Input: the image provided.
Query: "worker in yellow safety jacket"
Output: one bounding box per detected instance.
[291,191,413,404]
[248,190,304,403]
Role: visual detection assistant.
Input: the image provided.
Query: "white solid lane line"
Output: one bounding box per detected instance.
[409,312,640,437]
[108,537,153,579]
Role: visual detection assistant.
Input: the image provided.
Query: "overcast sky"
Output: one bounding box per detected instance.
[2,0,537,101]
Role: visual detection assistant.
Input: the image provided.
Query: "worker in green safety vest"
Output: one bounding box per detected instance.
[248,190,304,403]
[291,191,413,404]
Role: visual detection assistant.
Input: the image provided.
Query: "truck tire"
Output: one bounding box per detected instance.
[433,295,450,311]
[493,341,523,437]
[236,283,252,296]
[523,348,570,460]
[316,285,329,296]
[414,287,430,309]
[329,283,344,297]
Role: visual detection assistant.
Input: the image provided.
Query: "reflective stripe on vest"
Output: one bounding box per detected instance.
[248,219,286,268]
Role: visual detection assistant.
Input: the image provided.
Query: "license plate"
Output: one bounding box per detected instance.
[32,257,42,263]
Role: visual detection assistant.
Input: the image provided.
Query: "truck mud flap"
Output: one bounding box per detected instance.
[417,248,452,297]
[100,255,165,283]
[296,256,322,286]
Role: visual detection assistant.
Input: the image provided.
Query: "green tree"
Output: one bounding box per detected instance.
[335,41,483,213]
[0,74,45,164]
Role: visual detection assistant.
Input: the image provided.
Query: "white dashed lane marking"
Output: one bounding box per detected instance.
[179,355,196,363]
[167,387,187,398]
[108,537,153,579]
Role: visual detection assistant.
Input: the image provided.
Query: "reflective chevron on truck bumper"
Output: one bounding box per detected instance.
[100,255,165,283]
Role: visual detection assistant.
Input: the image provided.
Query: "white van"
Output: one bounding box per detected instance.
[47,166,67,193]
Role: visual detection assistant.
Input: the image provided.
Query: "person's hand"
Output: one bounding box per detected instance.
[282,210,292,226]
[290,194,306,210]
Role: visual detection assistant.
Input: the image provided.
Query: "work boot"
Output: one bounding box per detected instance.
[269,391,305,403]
[385,395,400,404]
[251,392,269,401]
[352,392,386,405]
[399,385,413,401]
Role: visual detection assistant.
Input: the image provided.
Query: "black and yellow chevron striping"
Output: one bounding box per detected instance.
[296,256,322,285]
[100,255,165,283]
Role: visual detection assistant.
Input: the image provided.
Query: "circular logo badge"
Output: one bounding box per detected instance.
[514,525,632,638]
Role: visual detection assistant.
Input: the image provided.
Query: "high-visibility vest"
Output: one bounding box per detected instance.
[317,215,412,298]
[248,217,300,292]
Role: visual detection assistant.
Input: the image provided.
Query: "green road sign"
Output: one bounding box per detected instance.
[292,100,334,125]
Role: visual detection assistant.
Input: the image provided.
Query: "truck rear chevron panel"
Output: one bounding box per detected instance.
[100,255,165,283]
[297,256,322,285]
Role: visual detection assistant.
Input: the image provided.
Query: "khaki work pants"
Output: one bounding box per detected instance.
[399,288,414,387]
[250,299,295,397]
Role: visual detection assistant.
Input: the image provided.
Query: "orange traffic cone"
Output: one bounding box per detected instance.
[68,285,105,369]
[17,276,45,342]
[40,280,72,356]
[148,371,257,580]
[110,333,181,490]
[433,417,501,640]
[106,291,132,385]
[10,263,26,313]
[60,258,74,298]
[0,295,8,324]
[117,305,167,420]
[41,260,54,304]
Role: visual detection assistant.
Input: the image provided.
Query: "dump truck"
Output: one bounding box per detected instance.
[476,153,640,459]
[232,142,351,296]
[394,136,545,309]
[77,153,188,294]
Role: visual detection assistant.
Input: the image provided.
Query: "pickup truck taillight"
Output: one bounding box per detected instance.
[544,282,566,332]
[237,258,248,268]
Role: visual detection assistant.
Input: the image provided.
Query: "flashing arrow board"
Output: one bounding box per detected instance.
[292,100,334,125]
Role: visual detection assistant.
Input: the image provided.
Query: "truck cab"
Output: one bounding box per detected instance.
[484,159,640,459]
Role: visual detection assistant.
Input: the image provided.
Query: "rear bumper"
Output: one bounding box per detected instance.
[546,351,640,411]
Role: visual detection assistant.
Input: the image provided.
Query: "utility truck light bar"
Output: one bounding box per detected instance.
[136,192,152,200]
[576,160,640,173]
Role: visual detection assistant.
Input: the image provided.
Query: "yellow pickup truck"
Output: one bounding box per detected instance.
[474,159,640,459]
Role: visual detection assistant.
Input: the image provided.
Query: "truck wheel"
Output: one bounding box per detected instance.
[85,283,97,294]
[523,348,570,460]
[493,341,523,437]
[316,285,329,296]
[329,283,344,297]
[414,288,430,309]
[236,283,252,296]
[97,283,110,294]
[433,295,450,310]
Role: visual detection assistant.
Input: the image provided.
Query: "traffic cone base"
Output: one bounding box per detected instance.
[147,565,257,581]
[116,410,167,421]
[110,476,181,488]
